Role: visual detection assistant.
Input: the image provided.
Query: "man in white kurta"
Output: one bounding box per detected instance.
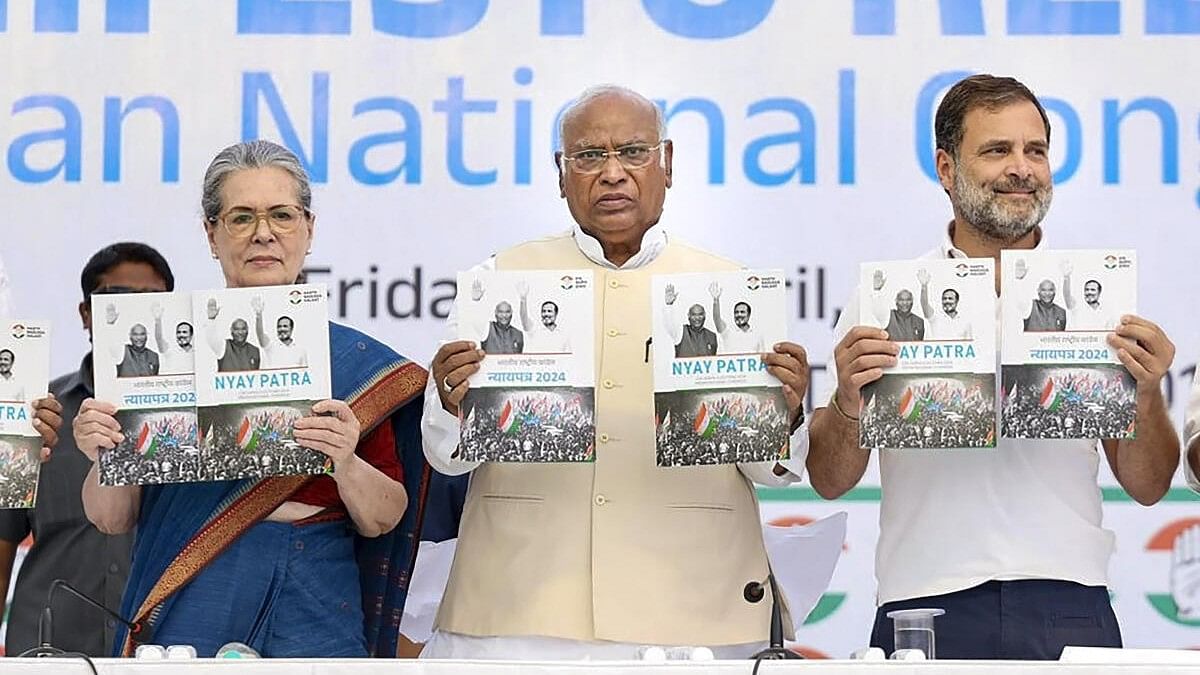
[420,86,813,660]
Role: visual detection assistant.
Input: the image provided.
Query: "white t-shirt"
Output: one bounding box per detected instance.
[1071,302,1119,332]
[525,325,571,354]
[719,325,765,354]
[825,225,1114,605]
[264,340,307,368]
[1182,369,1200,492]
[926,311,973,340]
[160,346,195,376]
[0,375,25,403]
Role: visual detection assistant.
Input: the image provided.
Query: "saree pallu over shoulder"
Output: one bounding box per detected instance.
[118,322,430,657]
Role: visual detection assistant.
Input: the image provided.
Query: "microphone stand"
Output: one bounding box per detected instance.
[745,572,802,669]
[19,578,146,667]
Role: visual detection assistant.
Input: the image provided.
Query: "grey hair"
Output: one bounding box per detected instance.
[557,85,667,150]
[201,140,312,222]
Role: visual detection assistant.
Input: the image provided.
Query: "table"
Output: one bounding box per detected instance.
[4,659,1199,674]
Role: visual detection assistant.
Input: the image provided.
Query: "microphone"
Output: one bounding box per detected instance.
[21,579,147,658]
[745,572,802,665]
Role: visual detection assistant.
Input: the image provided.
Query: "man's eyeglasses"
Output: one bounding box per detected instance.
[560,141,665,174]
[210,205,311,239]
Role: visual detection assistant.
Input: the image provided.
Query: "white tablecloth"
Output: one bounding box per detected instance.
[4,659,1199,674]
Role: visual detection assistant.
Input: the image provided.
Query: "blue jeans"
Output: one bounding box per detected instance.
[870,580,1121,660]
[151,519,367,657]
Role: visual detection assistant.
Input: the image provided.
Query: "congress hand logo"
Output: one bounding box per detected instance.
[1146,518,1200,625]
[1171,524,1200,620]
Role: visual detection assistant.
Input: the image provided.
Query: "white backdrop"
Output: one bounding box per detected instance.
[1,0,1199,658]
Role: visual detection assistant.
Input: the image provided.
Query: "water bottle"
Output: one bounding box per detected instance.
[216,641,261,659]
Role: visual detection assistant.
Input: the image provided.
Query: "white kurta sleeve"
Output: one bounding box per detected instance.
[421,257,495,476]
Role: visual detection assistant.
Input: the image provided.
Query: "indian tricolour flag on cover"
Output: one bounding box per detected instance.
[134,422,160,458]
[237,418,262,453]
[693,402,718,439]
[497,400,522,435]
[1039,378,1063,411]
[898,387,923,422]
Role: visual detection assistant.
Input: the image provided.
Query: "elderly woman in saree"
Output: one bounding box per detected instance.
[73,140,430,658]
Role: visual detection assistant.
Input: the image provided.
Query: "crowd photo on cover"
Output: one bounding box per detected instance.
[859,374,997,449]
[459,388,595,462]
[1001,365,1137,439]
[654,388,789,466]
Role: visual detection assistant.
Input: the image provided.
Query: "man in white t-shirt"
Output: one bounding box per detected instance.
[517,281,571,354]
[252,295,307,368]
[917,268,973,340]
[1178,374,1200,621]
[153,302,194,375]
[1063,263,1119,331]
[806,74,1179,660]
[709,282,764,354]
[0,349,24,403]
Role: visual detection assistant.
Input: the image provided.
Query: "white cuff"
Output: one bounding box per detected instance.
[420,368,481,477]
[738,421,809,487]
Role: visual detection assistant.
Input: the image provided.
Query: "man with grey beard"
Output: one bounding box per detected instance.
[805,74,1179,660]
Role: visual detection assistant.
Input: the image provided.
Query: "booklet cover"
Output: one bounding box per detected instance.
[651,270,789,467]
[1000,250,1137,440]
[857,259,997,449]
[456,270,595,462]
[92,292,200,485]
[194,284,333,480]
[0,321,50,508]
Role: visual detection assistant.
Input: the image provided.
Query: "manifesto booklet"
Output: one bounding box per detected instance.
[857,259,997,449]
[651,270,789,467]
[194,284,333,480]
[0,321,50,508]
[1000,250,1137,440]
[92,292,199,485]
[456,270,595,462]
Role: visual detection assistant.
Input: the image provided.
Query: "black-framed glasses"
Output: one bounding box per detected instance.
[560,141,666,174]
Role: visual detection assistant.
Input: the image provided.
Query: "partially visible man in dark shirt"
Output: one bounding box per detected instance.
[0,242,174,656]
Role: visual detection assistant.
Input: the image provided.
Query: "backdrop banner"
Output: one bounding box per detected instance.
[2,0,1198,657]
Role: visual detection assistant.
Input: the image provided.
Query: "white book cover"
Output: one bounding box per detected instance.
[1000,249,1137,440]
[857,258,997,449]
[0,321,50,508]
[456,270,595,463]
[92,291,199,485]
[193,284,332,480]
[651,270,788,467]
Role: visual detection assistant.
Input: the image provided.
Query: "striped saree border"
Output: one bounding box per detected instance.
[122,358,430,655]
[122,475,309,654]
[348,361,428,434]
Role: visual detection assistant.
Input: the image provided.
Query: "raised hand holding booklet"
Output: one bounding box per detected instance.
[92,292,199,485]
[1000,249,1137,440]
[0,321,50,508]
[857,259,997,449]
[194,284,333,480]
[456,270,596,463]
[651,270,789,467]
